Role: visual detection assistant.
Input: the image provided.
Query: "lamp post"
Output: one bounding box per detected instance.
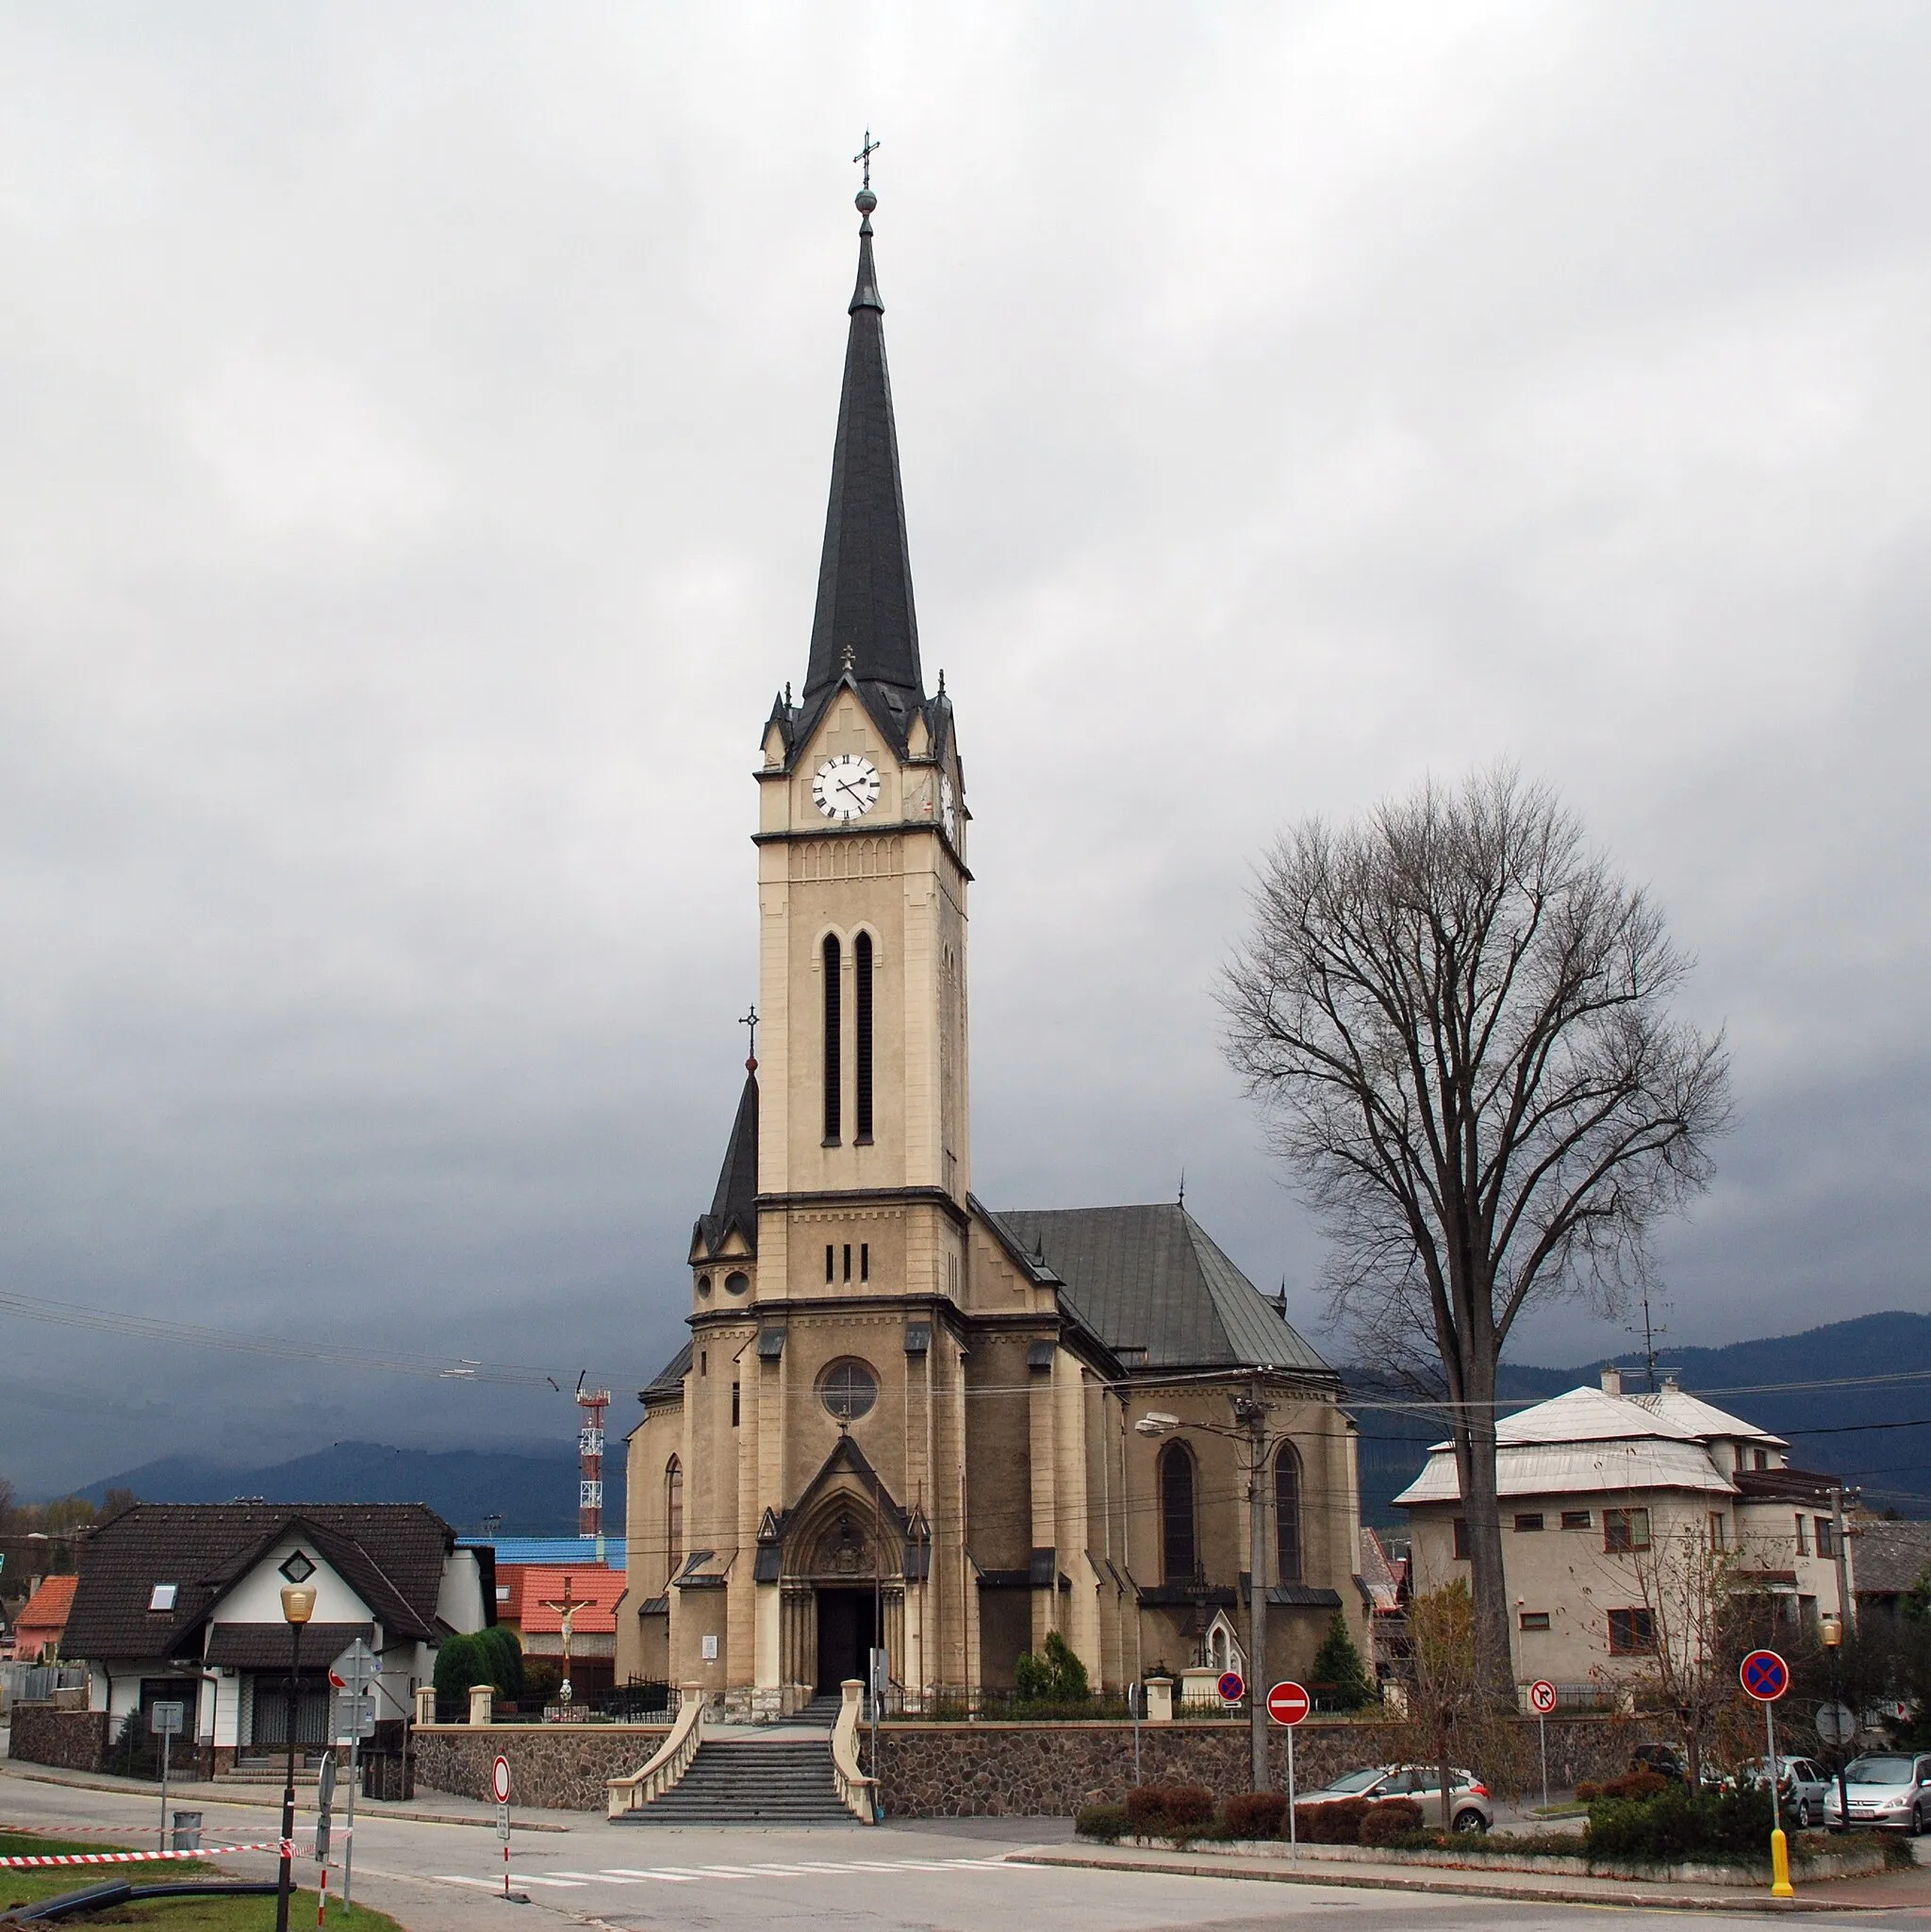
[1821,1611,1850,1832]
[1138,1389,1275,1793]
[275,1583,317,1932]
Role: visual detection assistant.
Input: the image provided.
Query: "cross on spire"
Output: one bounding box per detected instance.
[853,129,881,192]
[739,1002,759,1072]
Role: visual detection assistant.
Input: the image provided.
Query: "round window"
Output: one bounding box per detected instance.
[820,1358,879,1422]
[724,1270,750,1296]
[695,1273,713,1297]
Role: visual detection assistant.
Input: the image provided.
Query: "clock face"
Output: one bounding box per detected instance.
[938,772,958,841]
[812,753,881,821]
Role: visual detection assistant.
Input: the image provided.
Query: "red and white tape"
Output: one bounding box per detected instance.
[0,1841,284,1869]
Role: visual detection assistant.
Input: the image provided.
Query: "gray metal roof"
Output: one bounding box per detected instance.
[643,1340,693,1403]
[1853,1519,1931,1596]
[992,1203,1336,1378]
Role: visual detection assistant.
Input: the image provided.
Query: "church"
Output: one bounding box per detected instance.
[616,180,1368,1712]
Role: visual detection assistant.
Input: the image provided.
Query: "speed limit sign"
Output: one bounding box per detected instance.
[1528,1679,1558,1716]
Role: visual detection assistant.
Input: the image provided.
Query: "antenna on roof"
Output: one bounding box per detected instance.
[1629,1281,1669,1392]
[1178,1168,1185,1209]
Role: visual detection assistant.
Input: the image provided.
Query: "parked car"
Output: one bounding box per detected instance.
[1629,1742,1688,1784]
[1740,1757,1833,1829]
[1822,1754,1931,1834]
[1298,1763,1494,1832]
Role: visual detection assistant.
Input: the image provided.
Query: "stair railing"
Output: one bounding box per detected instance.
[830,1677,880,1824]
[606,1682,706,1819]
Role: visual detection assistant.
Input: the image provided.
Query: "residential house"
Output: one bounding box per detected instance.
[10,1575,77,1662]
[58,1504,489,1773]
[1397,1367,1856,1694]
[1850,1517,1931,1625]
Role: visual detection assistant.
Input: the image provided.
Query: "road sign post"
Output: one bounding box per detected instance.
[1266,1681,1311,1853]
[1741,1649,1793,1899]
[491,1754,513,1898]
[331,1637,380,1914]
[1528,1680,1558,1808]
[150,1701,184,1852]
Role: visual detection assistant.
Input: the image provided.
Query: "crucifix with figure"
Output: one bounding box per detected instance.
[540,1574,586,1706]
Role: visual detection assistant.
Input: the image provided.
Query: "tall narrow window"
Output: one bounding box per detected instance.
[665,1458,684,1586]
[1159,1443,1197,1582]
[1274,1445,1303,1584]
[854,932,874,1142]
[822,935,842,1142]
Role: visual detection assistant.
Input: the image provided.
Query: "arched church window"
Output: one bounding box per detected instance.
[665,1458,684,1585]
[822,934,842,1143]
[819,1358,879,1423]
[854,932,874,1142]
[1275,1444,1303,1584]
[1159,1443,1197,1582]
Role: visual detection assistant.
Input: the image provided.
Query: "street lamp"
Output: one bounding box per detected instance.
[274,1583,317,1932]
[1139,1391,1276,1793]
[1821,1611,1850,1831]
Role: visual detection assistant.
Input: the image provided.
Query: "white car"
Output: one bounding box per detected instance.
[1300,1763,1494,1832]
[1823,1753,1931,1834]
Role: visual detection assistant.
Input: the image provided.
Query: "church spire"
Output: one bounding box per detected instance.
[801,167,923,703]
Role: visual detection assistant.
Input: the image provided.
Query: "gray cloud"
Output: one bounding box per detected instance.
[1,3,1924,1493]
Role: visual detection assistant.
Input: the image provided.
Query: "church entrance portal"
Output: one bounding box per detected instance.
[816,1588,877,1694]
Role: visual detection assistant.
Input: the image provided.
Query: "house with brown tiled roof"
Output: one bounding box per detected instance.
[49,1503,491,1775]
[10,1574,78,1661]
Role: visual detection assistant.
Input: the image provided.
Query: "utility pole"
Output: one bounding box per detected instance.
[1233,1386,1269,1793]
[1829,1485,1855,1635]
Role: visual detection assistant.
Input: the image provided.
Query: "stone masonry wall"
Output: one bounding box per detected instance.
[8,1706,109,1774]
[411,1724,668,1812]
[868,1715,1638,1819]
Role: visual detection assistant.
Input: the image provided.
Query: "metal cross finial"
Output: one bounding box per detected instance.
[740,1002,759,1071]
[853,130,881,191]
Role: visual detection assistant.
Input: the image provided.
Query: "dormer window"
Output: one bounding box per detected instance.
[148,1584,178,1612]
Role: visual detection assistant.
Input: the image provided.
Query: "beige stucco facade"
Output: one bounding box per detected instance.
[616,195,1368,1711]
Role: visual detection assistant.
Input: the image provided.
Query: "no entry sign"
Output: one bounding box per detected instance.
[1527,1679,1558,1716]
[1741,1649,1790,1702]
[1266,1680,1311,1726]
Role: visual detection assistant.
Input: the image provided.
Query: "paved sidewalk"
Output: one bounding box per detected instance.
[1018,1840,1931,1913]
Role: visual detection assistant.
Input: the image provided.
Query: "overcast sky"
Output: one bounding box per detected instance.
[1,4,1925,1497]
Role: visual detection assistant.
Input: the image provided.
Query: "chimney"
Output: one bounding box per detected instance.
[1600,1364,1624,1397]
[1660,1372,1680,1393]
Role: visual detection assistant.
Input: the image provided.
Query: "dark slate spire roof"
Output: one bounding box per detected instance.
[801,188,923,704]
[993,1204,1339,1379]
[692,1071,758,1260]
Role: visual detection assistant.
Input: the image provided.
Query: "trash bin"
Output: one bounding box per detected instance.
[171,1810,202,1852]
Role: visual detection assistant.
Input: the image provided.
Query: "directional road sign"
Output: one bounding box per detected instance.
[1266,1680,1311,1726]
[1528,1679,1559,1716]
[1740,1648,1790,1702]
[329,1639,379,1696]
[1216,1670,1246,1706]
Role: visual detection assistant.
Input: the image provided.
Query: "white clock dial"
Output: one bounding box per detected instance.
[939,772,958,841]
[812,753,881,821]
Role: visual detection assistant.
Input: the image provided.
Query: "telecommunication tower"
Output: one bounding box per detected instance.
[576,1385,611,1555]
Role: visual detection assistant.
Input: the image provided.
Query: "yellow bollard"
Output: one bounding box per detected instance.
[1770,1826,1794,1899]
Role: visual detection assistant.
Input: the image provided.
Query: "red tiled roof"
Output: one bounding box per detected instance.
[493,1565,530,1624]
[515,1566,623,1637]
[16,1574,78,1635]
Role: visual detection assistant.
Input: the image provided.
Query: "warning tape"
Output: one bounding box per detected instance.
[0,1841,286,1869]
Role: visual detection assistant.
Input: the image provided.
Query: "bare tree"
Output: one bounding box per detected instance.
[1221,768,1729,1695]
[1625,1520,1742,1788]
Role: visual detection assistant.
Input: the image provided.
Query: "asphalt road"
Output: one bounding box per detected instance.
[3,1766,1924,1932]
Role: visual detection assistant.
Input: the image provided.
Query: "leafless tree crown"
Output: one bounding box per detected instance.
[1221,767,1731,1372]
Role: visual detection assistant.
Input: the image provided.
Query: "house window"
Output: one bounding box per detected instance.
[1816,1517,1835,1559]
[1519,1610,1552,1631]
[1160,1444,1197,1582]
[1514,1513,1545,1532]
[822,933,842,1142]
[1709,1512,1726,1550]
[1453,1518,1470,1560]
[1754,1448,1768,1471]
[854,933,874,1142]
[148,1584,178,1612]
[1608,1608,1656,1654]
[1604,1508,1651,1553]
[1274,1446,1303,1584]
[1560,1510,1593,1531]
[1794,1515,1808,1556]
[666,1458,684,1585]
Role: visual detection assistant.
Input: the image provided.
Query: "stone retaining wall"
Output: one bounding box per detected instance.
[8,1705,109,1774]
[412,1724,668,1812]
[867,1715,1636,1819]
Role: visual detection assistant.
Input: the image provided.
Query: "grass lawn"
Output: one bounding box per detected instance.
[0,1831,405,1927]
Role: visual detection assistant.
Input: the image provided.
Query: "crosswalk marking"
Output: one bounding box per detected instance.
[436,1854,1019,1895]
[601,1868,701,1883]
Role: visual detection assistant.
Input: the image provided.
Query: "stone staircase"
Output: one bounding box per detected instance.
[613,1738,854,1826]
[796,1693,844,1726]
[219,1750,326,1787]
